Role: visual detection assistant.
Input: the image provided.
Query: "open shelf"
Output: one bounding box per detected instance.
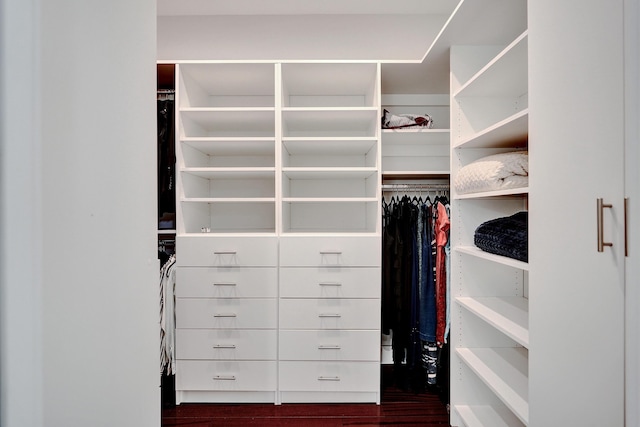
[180,200,276,234]
[182,168,275,180]
[454,187,529,200]
[281,200,378,234]
[454,31,528,99]
[181,138,275,166]
[380,95,450,177]
[456,297,529,347]
[281,63,378,108]
[181,109,276,138]
[282,137,377,156]
[381,128,450,145]
[455,246,528,271]
[282,109,378,138]
[455,405,526,427]
[456,347,529,425]
[179,63,275,108]
[282,168,378,200]
[453,109,528,149]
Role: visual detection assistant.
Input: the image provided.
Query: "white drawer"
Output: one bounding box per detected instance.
[176,298,277,329]
[176,360,276,391]
[176,236,277,267]
[176,267,277,298]
[279,236,380,267]
[279,330,380,361]
[279,361,379,392]
[176,329,277,360]
[279,298,380,330]
[279,267,380,298]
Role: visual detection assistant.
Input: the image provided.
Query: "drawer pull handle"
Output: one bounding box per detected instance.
[213,282,237,287]
[214,313,237,318]
[319,282,342,287]
[213,344,236,349]
[320,250,342,255]
[318,376,340,381]
[318,345,341,350]
[214,251,237,255]
[213,375,236,381]
[318,313,341,318]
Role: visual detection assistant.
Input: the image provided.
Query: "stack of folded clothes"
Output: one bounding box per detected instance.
[474,211,528,262]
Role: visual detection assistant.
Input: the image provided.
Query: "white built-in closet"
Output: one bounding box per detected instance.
[446,0,627,426]
[173,62,383,404]
[164,0,632,424]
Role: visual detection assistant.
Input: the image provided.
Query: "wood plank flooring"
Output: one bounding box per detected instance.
[162,368,451,426]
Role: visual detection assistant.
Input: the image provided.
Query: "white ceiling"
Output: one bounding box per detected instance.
[156,0,461,94]
[156,0,458,16]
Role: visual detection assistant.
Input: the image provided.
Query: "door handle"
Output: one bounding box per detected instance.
[597,198,613,252]
[625,198,629,257]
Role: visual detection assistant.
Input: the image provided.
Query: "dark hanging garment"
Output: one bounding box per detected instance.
[157,98,175,229]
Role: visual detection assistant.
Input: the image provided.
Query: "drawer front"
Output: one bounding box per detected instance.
[176,329,277,360]
[279,236,380,267]
[279,330,380,361]
[279,298,380,330]
[279,267,380,298]
[176,298,277,329]
[176,236,278,267]
[279,361,379,392]
[176,360,276,391]
[176,267,277,298]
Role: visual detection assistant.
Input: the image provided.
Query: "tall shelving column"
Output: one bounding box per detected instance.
[278,62,382,404]
[174,63,279,404]
[448,1,529,425]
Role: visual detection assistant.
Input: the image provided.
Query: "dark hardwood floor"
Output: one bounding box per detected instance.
[162,367,451,427]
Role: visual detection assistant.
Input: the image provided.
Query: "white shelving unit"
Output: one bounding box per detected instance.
[448,0,529,425]
[176,63,278,235]
[381,94,450,178]
[174,61,382,404]
[278,62,381,403]
[174,63,280,404]
[280,63,381,235]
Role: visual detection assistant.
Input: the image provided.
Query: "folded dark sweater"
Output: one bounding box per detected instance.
[474,211,528,262]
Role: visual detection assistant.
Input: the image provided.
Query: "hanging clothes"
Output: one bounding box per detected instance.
[160,254,177,375]
[435,201,450,347]
[381,187,450,392]
[157,95,176,230]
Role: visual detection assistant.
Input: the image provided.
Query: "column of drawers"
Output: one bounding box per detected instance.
[174,236,278,403]
[278,236,382,403]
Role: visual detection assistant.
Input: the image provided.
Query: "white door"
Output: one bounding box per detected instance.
[624,0,640,424]
[528,1,626,426]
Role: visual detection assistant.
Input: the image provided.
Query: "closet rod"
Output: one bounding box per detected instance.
[381,183,450,190]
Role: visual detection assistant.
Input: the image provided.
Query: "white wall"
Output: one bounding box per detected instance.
[1,1,160,426]
[0,0,44,425]
[157,14,447,61]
